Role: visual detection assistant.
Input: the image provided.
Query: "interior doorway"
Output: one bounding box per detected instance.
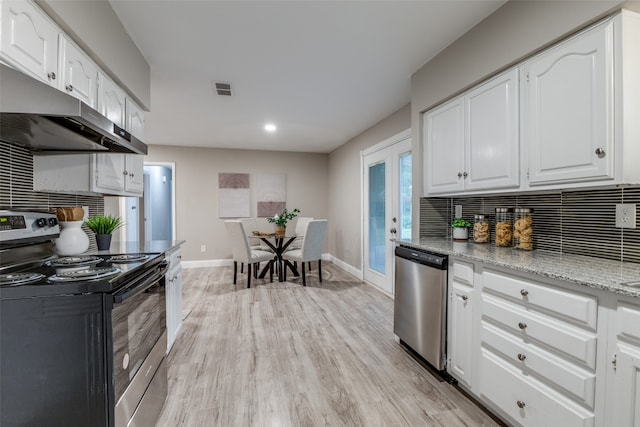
[362,129,412,295]
[143,163,176,241]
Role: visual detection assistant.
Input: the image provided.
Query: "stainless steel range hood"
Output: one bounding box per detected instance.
[0,64,147,155]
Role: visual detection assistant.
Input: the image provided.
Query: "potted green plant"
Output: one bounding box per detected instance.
[451,218,472,241]
[85,215,124,250]
[266,208,300,237]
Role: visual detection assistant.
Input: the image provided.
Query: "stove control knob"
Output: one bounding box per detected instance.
[48,217,58,227]
[35,218,47,228]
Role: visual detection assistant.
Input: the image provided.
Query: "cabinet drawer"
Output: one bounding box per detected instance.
[452,260,473,286]
[480,348,595,427]
[482,293,597,368]
[167,248,182,269]
[482,270,598,330]
[482,321,596,408]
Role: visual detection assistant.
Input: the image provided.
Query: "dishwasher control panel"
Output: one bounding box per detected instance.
[395,246,447,269]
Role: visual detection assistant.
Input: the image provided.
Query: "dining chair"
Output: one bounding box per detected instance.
[240,218,260,273]
[224,220,274,288]
[282,219,328,286]
[285,216,313,270]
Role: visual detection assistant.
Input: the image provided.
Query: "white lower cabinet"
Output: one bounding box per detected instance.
[605,297,640,426]
[165,246,183,353]
[448,262,612,426]
[447,259,474,387]
[33,153,144,196]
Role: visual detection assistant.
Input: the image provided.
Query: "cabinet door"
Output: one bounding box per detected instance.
[606,300,640,426]
[525,20,614,185]
[448,261,474,387]
[465,68,519,191]
[424,97,465,195]
[95,154,126,193]
[0,0,59,85]
[125,98,145,139]
[59,36,98,108]
[125,155,144,194]
[449,282,473,386]
[98,71,126,127]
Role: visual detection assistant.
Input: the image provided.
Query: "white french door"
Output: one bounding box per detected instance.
[363,131,412,294]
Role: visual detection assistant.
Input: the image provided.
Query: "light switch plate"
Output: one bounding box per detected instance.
[616,204,636,229]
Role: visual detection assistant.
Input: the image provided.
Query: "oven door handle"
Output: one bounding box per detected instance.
[113,261,169,303]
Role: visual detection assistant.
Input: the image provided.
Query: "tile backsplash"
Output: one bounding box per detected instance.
[420,186,640,264]
[0,142,104,247]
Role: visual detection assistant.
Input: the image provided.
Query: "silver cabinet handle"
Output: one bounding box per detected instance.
[595,147,606,158]
[457,172,463,178]
[461,295,468,301]
[47,72,56,80]
[518,322,527,330]
[517,400,526,409]
[65,84,73,92]
[129,172,135,178]
[463,172,468,177]
[123,170,129,175]
[520,289,529,297]
[517,353,526,361]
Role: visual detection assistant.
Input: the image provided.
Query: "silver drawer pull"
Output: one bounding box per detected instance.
[518,322,527,330]
[457,172,463,178]
[517,353,526,361]
[65,84,74,92]
[595,147,606,157]
[520,289,529,297]
[461,295,468,301]
[517,400,526,409]
[47,71,56,80]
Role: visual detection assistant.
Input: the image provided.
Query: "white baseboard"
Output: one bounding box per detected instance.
[325,254,362,280]
[182,259,233,269]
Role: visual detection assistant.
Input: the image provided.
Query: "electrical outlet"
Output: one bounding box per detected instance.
[455,205,462,218]
[616,204,637,229]
[200,245,207,252]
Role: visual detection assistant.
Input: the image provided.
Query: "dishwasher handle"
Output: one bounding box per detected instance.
[395,246,448,270]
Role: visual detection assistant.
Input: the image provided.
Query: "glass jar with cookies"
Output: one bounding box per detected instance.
[513,207,534,250]
[495,208,513,247]
[473,214,490,243]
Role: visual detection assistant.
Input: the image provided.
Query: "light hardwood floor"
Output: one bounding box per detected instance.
[157,262,501,426]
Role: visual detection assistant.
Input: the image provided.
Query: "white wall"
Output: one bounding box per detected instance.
[145,145,329,262]
[327,104,411,271]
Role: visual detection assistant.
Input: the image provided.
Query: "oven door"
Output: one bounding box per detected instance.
[111,261,168,421]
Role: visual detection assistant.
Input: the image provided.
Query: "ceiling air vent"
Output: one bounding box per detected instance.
[214,82,232,96]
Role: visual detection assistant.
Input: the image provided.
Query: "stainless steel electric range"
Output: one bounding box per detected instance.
[0,210,169,427]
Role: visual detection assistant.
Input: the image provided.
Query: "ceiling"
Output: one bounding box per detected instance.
[109,0,506,153]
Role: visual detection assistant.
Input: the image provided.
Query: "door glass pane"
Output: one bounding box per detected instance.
[399,152,412,239]
[369,162,385,274]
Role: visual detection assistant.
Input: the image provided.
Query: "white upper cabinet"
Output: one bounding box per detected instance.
[524,19,614,186]
[98,71,126,128]
[58,36,98,108]
[0,0,59,85]
[125,98,145,140]
[465,68,519,191]
[424,97,465,194]
[424,68,519,196]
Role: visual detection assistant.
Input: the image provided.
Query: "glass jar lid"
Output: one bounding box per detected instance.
[474,214,486,220]
[495,207,512,213]
[514,207,534,213]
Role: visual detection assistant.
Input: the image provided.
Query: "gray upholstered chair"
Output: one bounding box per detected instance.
[282,219,328,286]
[286,216,313,271]
[224,220,274,288]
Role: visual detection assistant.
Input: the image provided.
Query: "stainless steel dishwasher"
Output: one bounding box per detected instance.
[393,245,448,370]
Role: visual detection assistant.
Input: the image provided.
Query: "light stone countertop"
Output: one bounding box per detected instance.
[395,238,640,298]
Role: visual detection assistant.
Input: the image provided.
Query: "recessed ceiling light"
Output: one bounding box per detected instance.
[264,123,277,132]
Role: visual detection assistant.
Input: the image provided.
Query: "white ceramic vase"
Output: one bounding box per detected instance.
[452,227,469,241]
[56,221,90,255]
